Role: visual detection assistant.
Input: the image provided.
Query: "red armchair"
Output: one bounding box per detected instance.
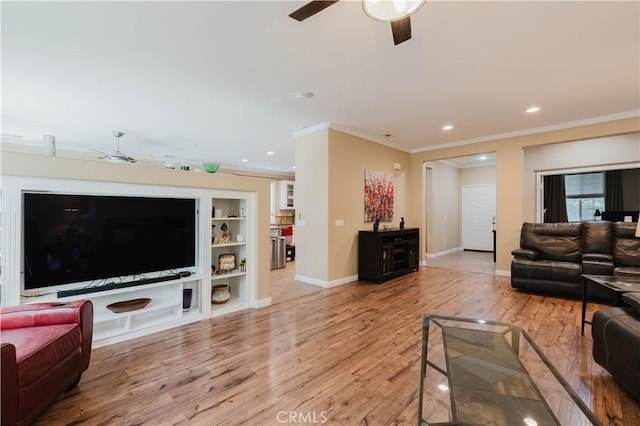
[1,300,93,426]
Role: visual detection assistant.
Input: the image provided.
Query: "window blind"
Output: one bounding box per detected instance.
[565,172,604,197]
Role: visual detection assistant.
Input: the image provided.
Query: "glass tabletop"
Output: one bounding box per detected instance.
[418,314,601,426]
[582,274,640,292]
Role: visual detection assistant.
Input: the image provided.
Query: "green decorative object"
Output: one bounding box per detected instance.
[203,163,220,173]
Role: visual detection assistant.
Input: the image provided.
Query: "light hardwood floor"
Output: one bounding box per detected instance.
[424,250,495,275]
[37,263,640,425]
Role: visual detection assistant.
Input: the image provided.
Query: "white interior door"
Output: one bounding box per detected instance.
[462,185,496,251]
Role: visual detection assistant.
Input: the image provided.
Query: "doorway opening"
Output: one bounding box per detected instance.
[422,152,496,273]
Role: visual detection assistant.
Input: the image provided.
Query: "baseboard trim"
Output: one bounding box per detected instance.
[426,247,462,259]
[253,297,272,308]
[294,274,358,288]
[495,269,510,277]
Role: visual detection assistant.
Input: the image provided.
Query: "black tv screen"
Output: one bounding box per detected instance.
[23,193,196,290]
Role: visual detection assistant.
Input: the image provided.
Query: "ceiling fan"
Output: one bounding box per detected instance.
[97,131,136,164]
[289,0,426,46]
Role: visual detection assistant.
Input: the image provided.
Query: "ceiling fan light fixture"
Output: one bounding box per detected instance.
[106,156,131,164]
[363,0,425,22]
[103,130,136,164]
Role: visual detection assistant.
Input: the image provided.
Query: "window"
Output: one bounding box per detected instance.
[565,172,604,221]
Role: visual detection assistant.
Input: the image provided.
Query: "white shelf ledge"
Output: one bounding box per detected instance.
[211,295,246,316]
[94,298,181,324]
[210,271,246,281]
[212,242,246,248]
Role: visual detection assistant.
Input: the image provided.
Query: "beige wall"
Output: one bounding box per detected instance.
[424,161,460,254]
[294,128,411,284]
[410,117,640,273]
[0,150,273,301]
[459,165,496,186]
[327,129,411,282]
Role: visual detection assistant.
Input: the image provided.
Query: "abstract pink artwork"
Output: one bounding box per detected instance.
[364,170,394,222]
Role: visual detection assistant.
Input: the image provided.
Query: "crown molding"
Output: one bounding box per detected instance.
[411,110,640,154]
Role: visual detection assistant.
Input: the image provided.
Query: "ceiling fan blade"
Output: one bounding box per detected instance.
[289,1,339,22]
[390,17,412,45]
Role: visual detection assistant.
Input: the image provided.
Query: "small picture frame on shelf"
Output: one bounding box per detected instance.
[218,253,236,272]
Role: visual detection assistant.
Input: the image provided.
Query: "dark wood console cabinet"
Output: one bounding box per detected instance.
[358,228,419,283]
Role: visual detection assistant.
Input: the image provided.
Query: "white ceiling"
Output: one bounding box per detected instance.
[2,1,639,174]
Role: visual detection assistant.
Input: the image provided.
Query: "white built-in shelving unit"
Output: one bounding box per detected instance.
[1,176,258,347]
[210,197,252,317]
[26,275,202,347]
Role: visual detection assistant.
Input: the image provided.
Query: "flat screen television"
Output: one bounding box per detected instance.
[23,193,197,290]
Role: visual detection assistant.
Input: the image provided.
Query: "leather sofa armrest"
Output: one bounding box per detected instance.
[622,292,640,317]
[511,248,540,260]
[582,253,613,262]
[614,267,640,278]
[1,343,18,426]
[0,300,92,330]
[1,301,93,372]
[76,301,94,372]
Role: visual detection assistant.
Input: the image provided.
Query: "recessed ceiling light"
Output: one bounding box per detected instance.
[241,158,248,162]
[267,151,275,156]
[293,91,314,99]
[442,125,453,131]
[526,106,540,113]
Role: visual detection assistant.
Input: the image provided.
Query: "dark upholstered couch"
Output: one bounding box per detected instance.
[1,301,93,426]
[511,221,640,299]
[592,292,640,402]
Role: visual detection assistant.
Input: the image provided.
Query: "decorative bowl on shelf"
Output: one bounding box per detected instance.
[106,298,151,313]
[203,163,220,173]
[212,284,231,304]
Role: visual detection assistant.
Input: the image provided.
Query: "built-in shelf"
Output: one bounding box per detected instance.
[94,297,181,324]
[209,196,252,318]
[211,270,246,281]
[212,242,246,248]
[211,294,245,316]
[3,175,259,346]
[52,275,201,345]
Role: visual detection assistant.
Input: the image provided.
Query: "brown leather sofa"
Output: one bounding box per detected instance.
[1,300,93,426]
[592,292,640,401]
[511,221,640,299]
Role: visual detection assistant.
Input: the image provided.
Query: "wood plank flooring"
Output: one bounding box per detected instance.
[36,264,640,425]
[424,250,496,275]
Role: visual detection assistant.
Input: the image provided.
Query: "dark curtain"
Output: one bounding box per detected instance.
[543,175,568,222]
[605,170,624,211]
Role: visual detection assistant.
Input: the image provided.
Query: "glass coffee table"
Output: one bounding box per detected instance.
[418,314,601,426]
[581,274,640,336]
